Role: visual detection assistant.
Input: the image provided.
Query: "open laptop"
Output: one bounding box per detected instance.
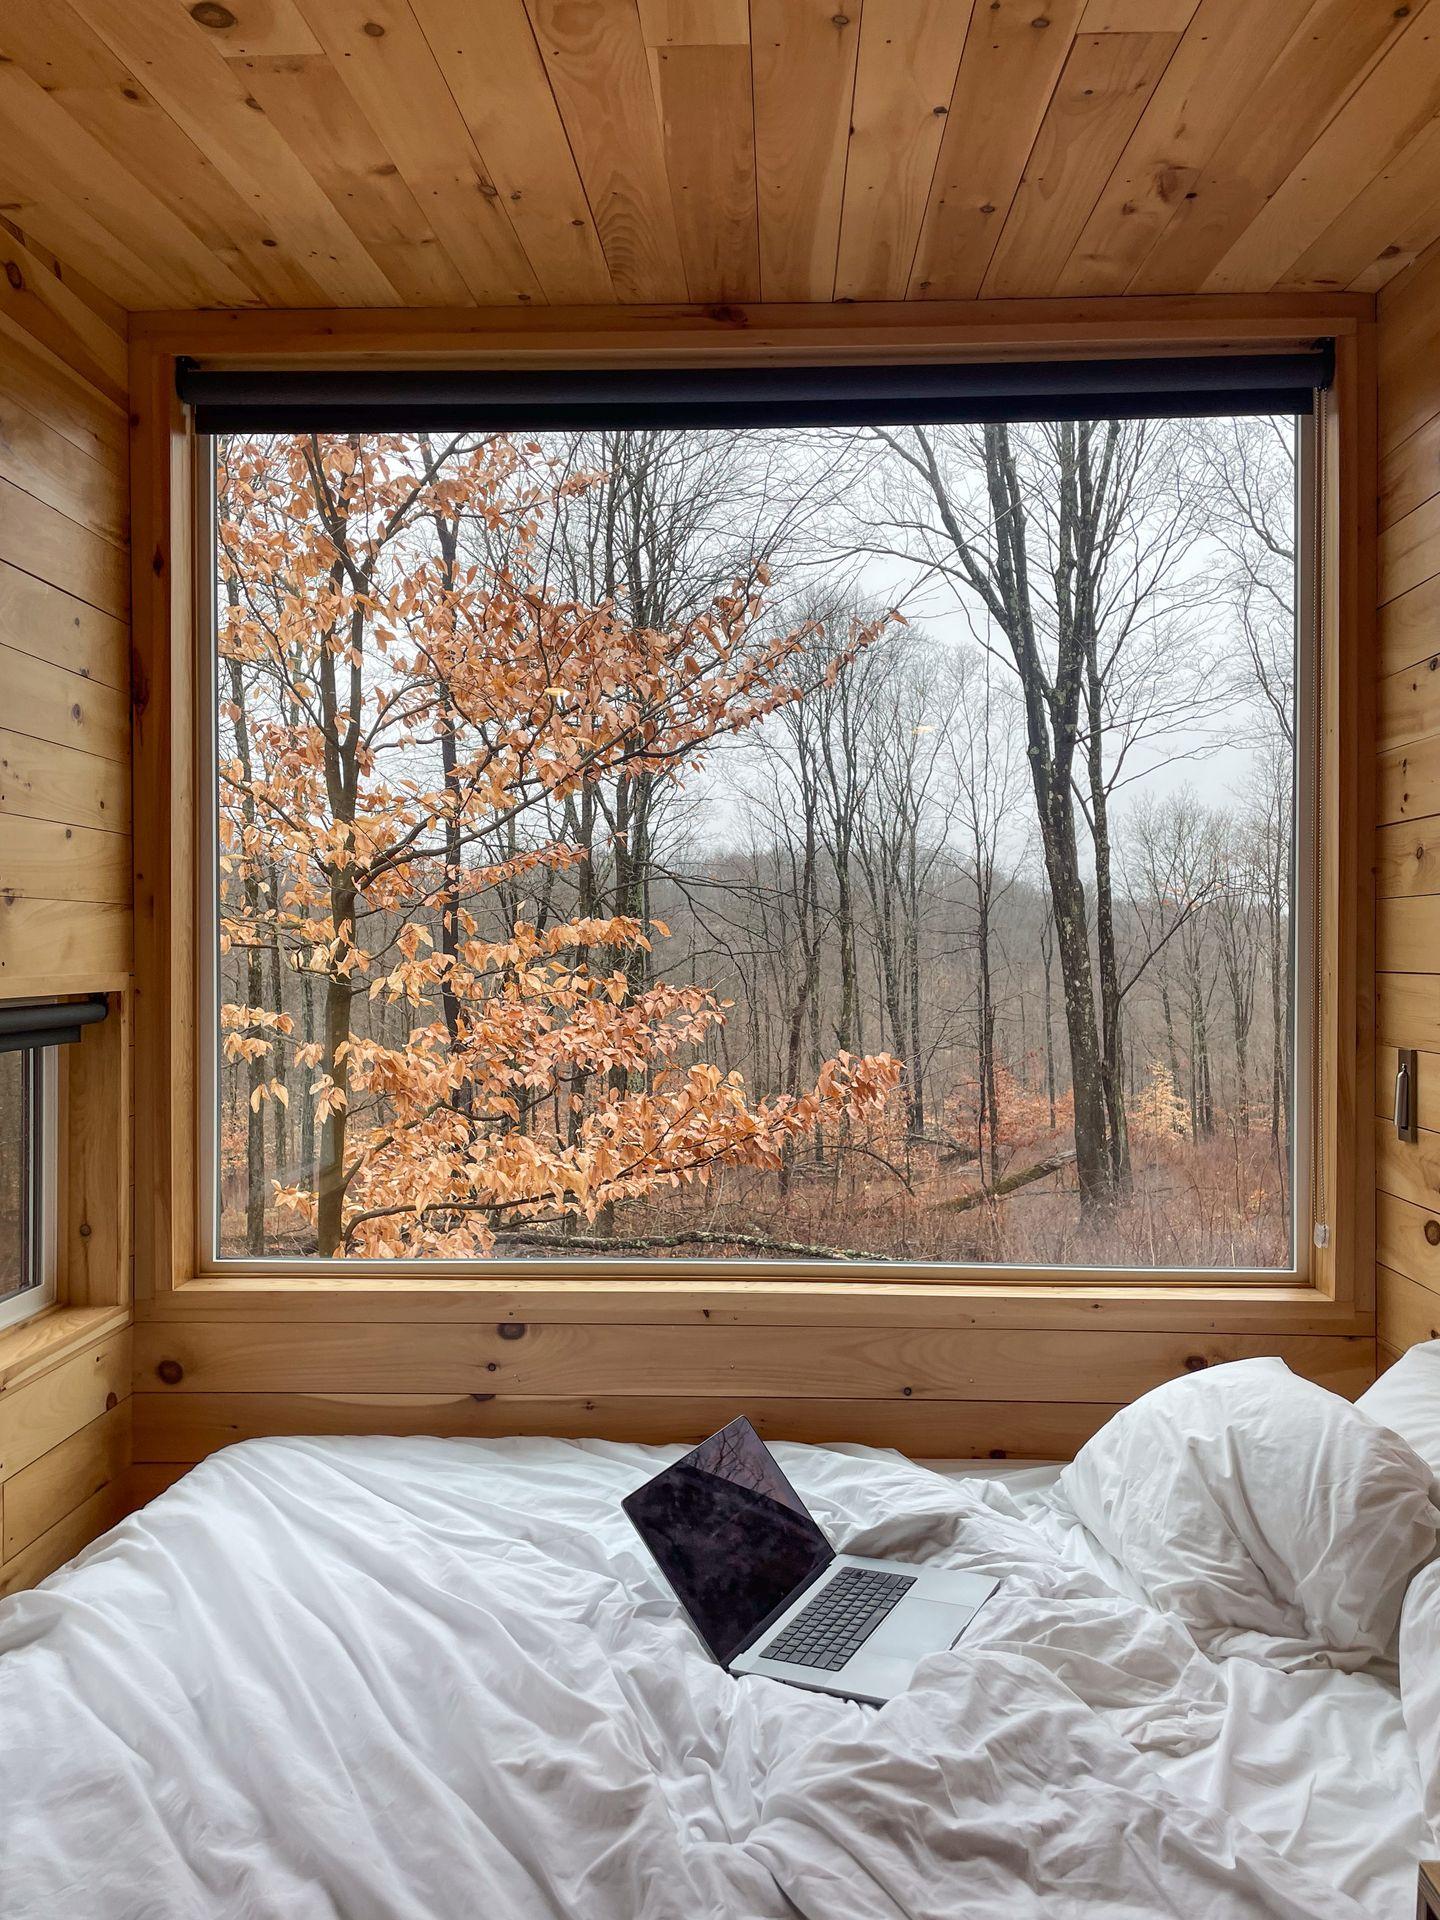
[622,1416,999,1705]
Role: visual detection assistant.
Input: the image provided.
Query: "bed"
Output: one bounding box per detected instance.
[2,1356,1437,1919]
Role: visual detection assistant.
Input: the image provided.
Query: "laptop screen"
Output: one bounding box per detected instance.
[622,1417,834,1665]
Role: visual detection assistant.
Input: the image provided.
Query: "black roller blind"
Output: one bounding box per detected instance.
[178,347,1333,435]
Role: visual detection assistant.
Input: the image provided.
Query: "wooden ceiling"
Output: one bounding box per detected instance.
[1,0,1438,313]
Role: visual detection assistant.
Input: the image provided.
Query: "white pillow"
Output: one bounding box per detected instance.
[1054,1357,1440,1669]
[1356,1339,1440,1485]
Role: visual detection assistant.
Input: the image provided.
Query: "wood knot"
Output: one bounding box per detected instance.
[105,1392,118,1411]
[1425,1219,1440,1247]
[498,1321,526,1340]
[4,261,22,291]
[189,1,236,26]
[1184,1354,1207,1371]
[157,1359,184,1385]
[78,1220,91,1238]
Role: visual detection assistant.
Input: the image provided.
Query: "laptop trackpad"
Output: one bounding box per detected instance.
[872,1595,976,1659]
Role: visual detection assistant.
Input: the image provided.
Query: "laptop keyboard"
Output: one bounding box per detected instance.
[760,1565,917,1671]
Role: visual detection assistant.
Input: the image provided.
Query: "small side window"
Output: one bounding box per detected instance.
[0,1046,57,1331]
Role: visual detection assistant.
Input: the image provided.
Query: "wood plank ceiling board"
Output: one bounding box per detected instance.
[0,9,1432,299]
[983,31,1180,300]
[0,0,330,307]
[1055,0,1317,297]
[1079,0,1200,27]
[525,0,687,302]
[750,0,862,302]
[64,0,403,304]
[1127,0,1430,295]
[1283,110,1440,296]
[406,0,615,304]
[653,43,759,303]
[286,0,542,305]
[636,0,750,44]
[833,0,977,303]
[231,53,474,306]
[176,0,324,60]
[1203,6,1440,294]
[0,62,251,310]
[907,0,1087,301]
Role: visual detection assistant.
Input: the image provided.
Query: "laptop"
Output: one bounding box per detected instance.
[622,1416,999,1705]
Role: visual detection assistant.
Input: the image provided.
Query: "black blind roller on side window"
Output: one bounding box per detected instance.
[177,347,1334,434]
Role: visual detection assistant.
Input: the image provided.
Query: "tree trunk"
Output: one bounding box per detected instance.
[314,949,354,1257]
[224,628,267,1255]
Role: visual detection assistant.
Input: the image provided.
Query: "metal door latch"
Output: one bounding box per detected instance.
[1395,1048,1419,1143]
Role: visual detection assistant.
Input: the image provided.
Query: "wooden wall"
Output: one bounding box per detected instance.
[129,1307,1374,1482]
[1376,237,1440,1368]
[0,220,133,1594]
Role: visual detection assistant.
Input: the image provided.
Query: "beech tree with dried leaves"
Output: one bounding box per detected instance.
[216,431,898,1257]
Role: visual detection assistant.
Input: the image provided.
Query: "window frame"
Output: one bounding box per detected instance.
[127,299,1375,1331]
[0,1047,59,1334]
[194,412,1319,1284]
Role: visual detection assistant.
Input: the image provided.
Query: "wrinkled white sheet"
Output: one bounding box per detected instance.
[957,1466,1427,1914]
[0,1436,1421,1919]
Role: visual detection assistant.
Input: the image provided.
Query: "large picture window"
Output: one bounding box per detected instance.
[203,399,1312,1270]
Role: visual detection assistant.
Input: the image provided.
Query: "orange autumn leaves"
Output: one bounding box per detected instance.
[217,432,899,1255]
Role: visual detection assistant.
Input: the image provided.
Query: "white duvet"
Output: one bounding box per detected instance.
[0,1436,1424,1919]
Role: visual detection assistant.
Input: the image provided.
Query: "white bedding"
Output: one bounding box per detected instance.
[0,1436,1425,1919]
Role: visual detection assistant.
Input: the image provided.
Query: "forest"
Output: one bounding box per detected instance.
[212,410,1300,1269]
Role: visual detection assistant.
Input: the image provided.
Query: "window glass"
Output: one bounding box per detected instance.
[0,1050,30,1297]
[0,1049,49,1319]
[208,418,1304,1268]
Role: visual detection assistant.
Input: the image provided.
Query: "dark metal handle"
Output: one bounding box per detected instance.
[1396,1049,1418,1142]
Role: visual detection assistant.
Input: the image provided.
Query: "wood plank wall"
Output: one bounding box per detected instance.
[129,1296,1375,1478]
[0,219,134,1593]
[1376,235,1440,1371]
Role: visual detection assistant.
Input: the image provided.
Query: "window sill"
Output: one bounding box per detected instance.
[0,1304,131,1394]
[144,1272,1370,1336]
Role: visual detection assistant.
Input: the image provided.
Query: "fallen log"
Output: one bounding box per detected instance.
[934,1148,1077,1214]
[490,1226,880,1261]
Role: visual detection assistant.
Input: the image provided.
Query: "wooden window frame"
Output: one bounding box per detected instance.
[129,298,1377,1336]
[0,991,133,1385]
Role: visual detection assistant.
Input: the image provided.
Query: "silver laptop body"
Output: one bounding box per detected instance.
[622,1416,998,1705]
